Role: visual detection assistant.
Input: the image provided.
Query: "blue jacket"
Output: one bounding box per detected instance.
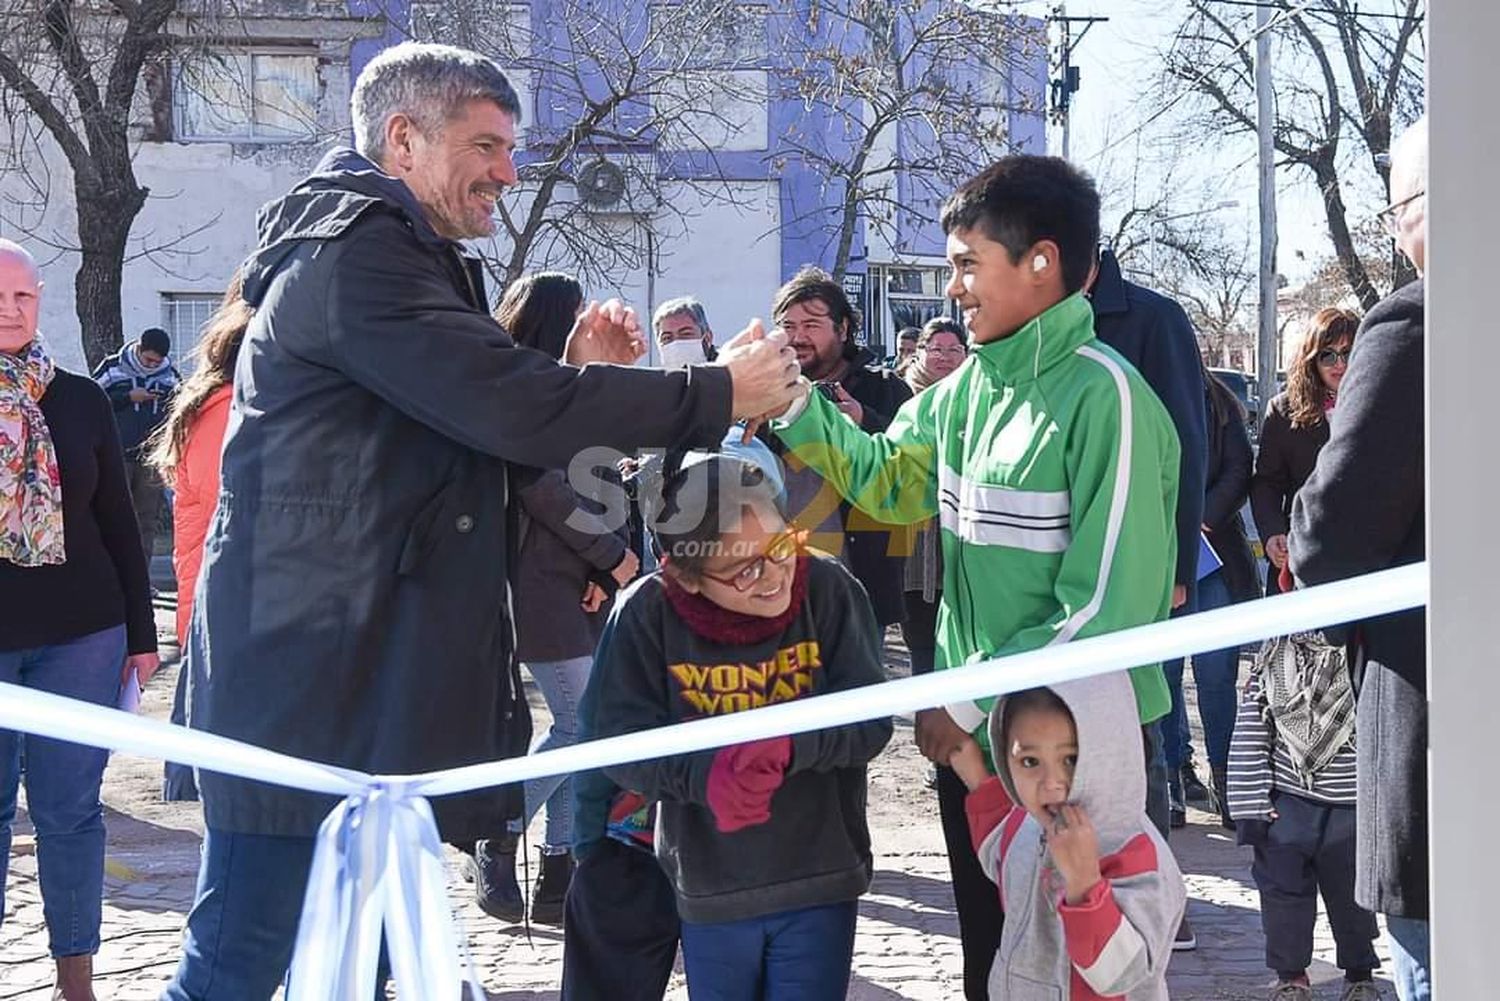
[1091,249,1207,594]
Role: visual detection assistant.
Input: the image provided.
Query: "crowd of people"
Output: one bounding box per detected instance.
[0,38,1430,1001]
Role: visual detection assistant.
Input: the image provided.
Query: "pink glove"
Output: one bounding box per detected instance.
[706,736,793,833]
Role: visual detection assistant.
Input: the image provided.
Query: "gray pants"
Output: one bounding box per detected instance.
[124,458,165,561]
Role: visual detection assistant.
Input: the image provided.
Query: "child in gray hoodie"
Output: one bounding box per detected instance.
[950,672,1185,1000]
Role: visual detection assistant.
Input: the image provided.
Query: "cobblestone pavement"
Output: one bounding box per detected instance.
[1,613,1395,999]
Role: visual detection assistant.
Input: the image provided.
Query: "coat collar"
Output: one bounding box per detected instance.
[1088,247,1129,316]
[971,293,1096,385]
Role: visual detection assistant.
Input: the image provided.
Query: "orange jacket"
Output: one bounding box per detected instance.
[172,385,231,643]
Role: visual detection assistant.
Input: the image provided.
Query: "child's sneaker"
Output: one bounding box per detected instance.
[1340,982,1384,1001]
[1269,980,1312,1001]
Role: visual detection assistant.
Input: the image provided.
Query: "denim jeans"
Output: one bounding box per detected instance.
[507,655,592,850]
[679,900,858,1000]
[0,623,126,958]
[1384,915,1431,1001]
[162,828,390,1000]
[1161,570,1241,772]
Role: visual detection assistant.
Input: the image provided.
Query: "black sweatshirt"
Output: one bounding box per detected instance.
[0,370,156,654]
[591,554,893,923]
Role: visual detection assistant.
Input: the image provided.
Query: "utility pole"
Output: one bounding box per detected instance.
[1047,5,1106,161]
[1254,3,1279,411]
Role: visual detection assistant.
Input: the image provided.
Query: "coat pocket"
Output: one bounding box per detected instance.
[1003,970,1064,1001]
[397,479,463,576]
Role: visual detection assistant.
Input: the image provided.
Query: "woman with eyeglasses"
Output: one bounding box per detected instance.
[1250,307,1361,594]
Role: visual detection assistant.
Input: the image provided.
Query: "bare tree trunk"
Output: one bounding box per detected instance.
[1311,157,1380,312]
[75,186,146,370]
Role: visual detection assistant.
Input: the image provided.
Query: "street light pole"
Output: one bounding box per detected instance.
[1254,3,1280,414]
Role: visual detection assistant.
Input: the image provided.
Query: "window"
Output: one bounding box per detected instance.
[650,2,769,68]
[175,49,320,142]
[651,4,769,152]
[160,292,223,372]
[410,2,532,130]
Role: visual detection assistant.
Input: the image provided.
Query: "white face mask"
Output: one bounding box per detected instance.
[658,338,707,371]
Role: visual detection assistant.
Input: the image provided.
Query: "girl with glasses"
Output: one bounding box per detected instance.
[576,451,892,1000]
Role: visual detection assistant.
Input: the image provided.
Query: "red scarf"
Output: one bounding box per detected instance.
[662,555,811,645]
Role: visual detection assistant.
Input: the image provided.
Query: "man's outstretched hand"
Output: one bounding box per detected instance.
[564,298,647,366]
[718,319,804,437]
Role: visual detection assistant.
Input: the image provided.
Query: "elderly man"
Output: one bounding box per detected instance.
[654,295,717,368]
[1290,115,1429,1001]
[163,42,799,998]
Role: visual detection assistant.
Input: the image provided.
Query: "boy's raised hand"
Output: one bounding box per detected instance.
[1047,804,1103,906]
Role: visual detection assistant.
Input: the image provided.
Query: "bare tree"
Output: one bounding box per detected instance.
[1161,0,1424,311]
[775,0,1041,279]
[410,0,763,292]
[0,0,180,367]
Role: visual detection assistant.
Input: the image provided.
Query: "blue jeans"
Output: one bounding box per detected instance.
[162,828,390,1000]
[1385,915,1431,1001]
[0,623,127,957]
[1162,570,1240,772]
[507,655,592,850]
[679,900,858,1000]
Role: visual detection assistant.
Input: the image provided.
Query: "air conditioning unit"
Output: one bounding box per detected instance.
[574,155,657,215]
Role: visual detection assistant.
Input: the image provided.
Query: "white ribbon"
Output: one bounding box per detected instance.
[0,562,1429,996]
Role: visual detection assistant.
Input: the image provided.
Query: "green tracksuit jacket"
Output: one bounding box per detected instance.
[774,293,1178,757]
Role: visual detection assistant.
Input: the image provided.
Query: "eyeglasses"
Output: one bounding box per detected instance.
[1316,348,1352,367]
[922,345,967,358]
[1377,189,1424,236]
[698,529,805,592]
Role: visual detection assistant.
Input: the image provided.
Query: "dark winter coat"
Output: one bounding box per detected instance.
[92,346,180,458]
[1090,249,1208,596]
[513,468,629,663]
[1250,392,1330,543]
[766,346,912,625]
[1203,386,1258,604]
[1290,278,1427,919]
[188,148,734,840]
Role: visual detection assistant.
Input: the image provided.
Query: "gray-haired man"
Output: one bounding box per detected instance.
[653,295,717,368]
[164,41,800,998]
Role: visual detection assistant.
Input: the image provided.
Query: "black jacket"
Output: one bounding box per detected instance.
[766,347,912,625]
[1203,387,1258,604]
[591,555,892,923]
[1290,278,1426,918]
[1250,392,1330,542]
[1091,250,1207,594]
[513,467,629,663]
[188,148,734,839]
[0,372,155,654]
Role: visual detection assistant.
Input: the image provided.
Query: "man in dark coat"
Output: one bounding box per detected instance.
[1291,116,1429,1001]
[164,42,802,999]
[769,265,913,626]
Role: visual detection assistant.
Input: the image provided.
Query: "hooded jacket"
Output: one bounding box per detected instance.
[188,148,733,838]
[967,673,1185,1000]
[92,344,181,457]
[774,293,1178,758]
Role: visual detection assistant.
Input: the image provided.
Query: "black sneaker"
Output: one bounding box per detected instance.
[471,836,524,922]
[1173,916,1197,951]
[1182,764,1215,808]
[529,850,574,925]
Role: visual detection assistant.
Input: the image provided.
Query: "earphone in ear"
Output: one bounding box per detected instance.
[1032,255,1048,273]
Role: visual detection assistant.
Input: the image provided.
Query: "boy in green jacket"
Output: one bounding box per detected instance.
[770,156,1180,1000]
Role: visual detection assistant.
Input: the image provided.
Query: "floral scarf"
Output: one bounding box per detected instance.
[0,338,65,566]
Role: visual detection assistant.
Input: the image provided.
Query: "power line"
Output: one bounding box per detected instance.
[1089,0,1327,161]
[1205,0,1424,22]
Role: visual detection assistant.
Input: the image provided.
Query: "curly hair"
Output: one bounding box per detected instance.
[1285,307,1360,429]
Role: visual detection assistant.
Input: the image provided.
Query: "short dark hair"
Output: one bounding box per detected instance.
[940,156,1102,296]
[494,272,584,362]
[139,327,171,355]
[653,454,786,579]
[897,326,921,344]
[772,266,862,347]
[918,316,966,349]
[993,687,1074,757]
